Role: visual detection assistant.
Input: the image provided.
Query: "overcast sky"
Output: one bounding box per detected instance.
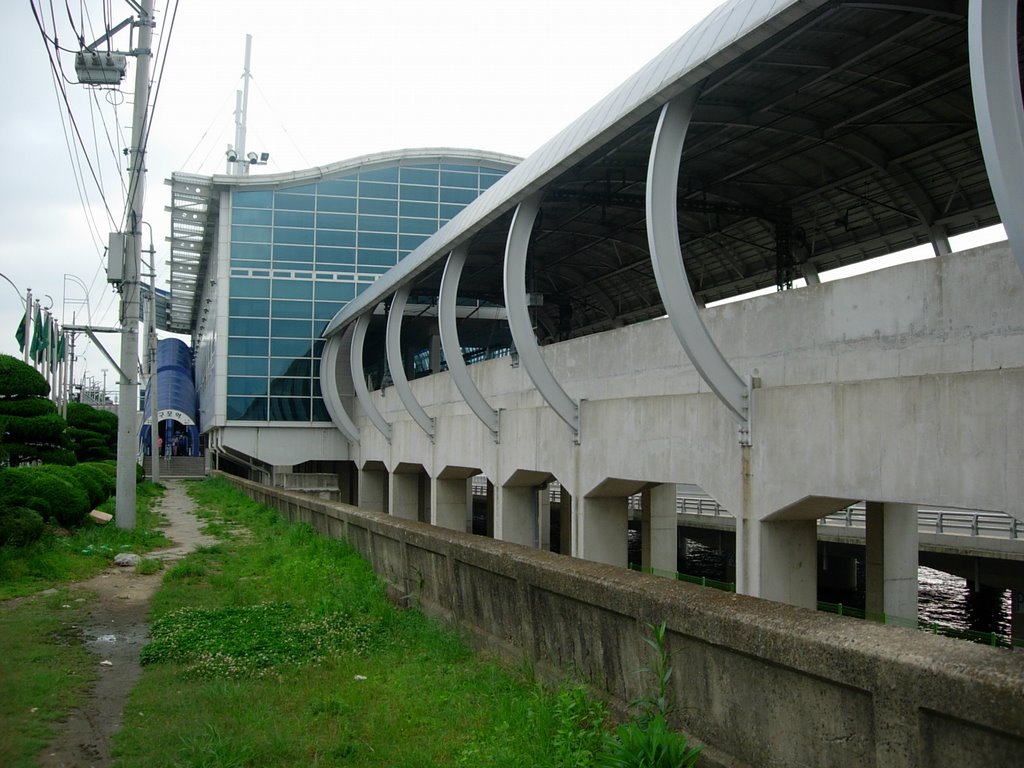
[0,0,731,389]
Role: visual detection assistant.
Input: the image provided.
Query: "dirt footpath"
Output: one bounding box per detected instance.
[37,480,216,768]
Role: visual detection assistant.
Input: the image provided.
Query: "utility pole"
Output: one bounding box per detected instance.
[115,0,155,529]
[144,231,160,485]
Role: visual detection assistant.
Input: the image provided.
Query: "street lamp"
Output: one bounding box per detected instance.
[1,271,31,365]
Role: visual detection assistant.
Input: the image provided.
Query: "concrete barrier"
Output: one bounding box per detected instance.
[222,473,1024,768]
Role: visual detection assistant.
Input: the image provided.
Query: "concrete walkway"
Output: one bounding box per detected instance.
[38,480,216,768]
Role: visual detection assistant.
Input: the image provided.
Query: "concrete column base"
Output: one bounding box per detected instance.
[866,501,919,624]
[358,467,387,513]
[432,476,469,532]
[538,487,551,551]
[577,495,628,567]
[497,484,535,547]
[391,472,419,520]
[641,484,677,576]
[739,517,818,609]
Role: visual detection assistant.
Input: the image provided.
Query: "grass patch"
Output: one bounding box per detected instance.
[135,558,163,576]
[0,482,170,600]
[115,477,613,767]
[0,589,97,767]
[0,482,168,768]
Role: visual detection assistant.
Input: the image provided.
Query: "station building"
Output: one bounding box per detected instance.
[165,149,518,480]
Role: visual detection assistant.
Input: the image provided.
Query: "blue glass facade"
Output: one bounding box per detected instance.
[224,159,510,422]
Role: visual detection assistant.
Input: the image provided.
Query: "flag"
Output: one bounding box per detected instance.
[48,319,58,372]
[15,307,27,352]
[57,332,66,363]
[30,309,45,364]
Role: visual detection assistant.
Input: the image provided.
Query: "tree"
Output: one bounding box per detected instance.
[0,354,72,466]
[66,401,118,462]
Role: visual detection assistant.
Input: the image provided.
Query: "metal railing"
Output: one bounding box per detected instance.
[469,477,1021,541]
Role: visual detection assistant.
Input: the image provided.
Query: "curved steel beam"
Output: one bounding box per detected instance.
[319,332,360,444]
[503,192,579,437]
[439,246,500,440]
[385,284,435,439]
[647,92,749,427]
[350,311,392,442]
[969,0,1024,273]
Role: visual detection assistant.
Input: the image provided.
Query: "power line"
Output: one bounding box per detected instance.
[31,0,119,227]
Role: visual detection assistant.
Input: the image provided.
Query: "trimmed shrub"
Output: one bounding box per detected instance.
[0,398,57,418]
[3,413,67,443]
[0,506,45,546]
[0,466,91,528]
[0,355,49,398]
[67,463,113,507]
[36,447,76,466]
[77,462,116,501]
[66,402,117,462]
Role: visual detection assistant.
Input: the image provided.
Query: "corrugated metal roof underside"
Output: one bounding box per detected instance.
[325,0,1016,345]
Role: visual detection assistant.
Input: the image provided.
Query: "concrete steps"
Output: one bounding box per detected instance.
[142,455,206,479]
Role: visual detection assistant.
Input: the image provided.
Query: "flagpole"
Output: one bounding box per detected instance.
[23,288,32,365]
[31,300,41,374]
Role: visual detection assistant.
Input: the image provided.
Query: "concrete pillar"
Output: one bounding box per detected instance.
[577,495,628,567]
[559,488,573,556]
[740,518,818,609]
[497,485,535,547]
[358,466,387,513]
[390,472,419,521]
[433,476,469,532]
[865,501,919,624]
[537,486,551,551]
[641,484,677,576]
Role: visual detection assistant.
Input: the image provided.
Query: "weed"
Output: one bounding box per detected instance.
[596,714,701,768]
[595,622,702,768]
[632,621,674,726]
[136,558,163,575]
[550,685,609,766]
[164,561,206,581]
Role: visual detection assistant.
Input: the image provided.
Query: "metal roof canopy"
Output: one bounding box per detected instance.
[166,149,522,336]
[324,0,1019,348]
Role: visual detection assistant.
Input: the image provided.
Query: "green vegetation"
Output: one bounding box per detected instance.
[65,401,118,462]
[598,622,702,768]
[0,587,96,768]
[1,475,705,767]
[0,354,72,467]
[0,482,169,600]
[0,484,168,767]
[0,354,128,546]
[116,478,623,767]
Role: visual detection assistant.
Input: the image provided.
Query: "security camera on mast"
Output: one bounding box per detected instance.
[224,35,269,175]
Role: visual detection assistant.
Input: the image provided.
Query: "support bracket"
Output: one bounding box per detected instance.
[647,92,751,436]
[504,192,580,440]
[439,246,500,441]
[385,285,436,440]
[350,312,392,442]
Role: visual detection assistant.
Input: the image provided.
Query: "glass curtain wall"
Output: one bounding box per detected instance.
[225,160,509,422]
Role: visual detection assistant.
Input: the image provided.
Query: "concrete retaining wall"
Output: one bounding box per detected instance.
[224,474,1024,768]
